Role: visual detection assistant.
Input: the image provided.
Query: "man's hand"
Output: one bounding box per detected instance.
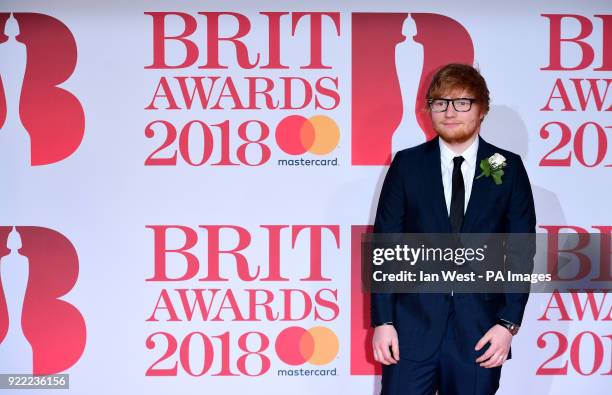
[373,324,400,365]
[475,324,513,368]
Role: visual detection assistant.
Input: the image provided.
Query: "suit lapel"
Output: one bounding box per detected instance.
[461,136,495,233]
[424,137,452,232]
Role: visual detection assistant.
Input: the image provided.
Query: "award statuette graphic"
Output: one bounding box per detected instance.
[0,14,29,168]
[0,12,84,166]
[0,226,86,375]
[393,15,426,153]
[0,228,32,373]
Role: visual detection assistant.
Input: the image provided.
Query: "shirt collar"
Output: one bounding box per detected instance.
[439,135,479,168]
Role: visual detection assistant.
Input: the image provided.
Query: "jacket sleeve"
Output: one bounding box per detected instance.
[499,156,537,325]
[371,151,406,327]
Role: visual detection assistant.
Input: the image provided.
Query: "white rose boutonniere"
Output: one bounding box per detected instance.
[476,153,507,185]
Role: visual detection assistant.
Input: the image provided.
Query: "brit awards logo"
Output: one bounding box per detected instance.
[0,226,86,374]
[144,224,340,377]
[351,13,474,165]
[143,12,341,168]
[0,13,84,166]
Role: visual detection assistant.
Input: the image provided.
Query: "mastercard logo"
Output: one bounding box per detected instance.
[275,115,340,155]
[275,326,339,366]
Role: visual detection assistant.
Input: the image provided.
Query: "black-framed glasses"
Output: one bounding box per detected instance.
[428,98,476,112]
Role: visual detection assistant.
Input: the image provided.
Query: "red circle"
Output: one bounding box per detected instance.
[275,327,313,365]
[275,115,314,155]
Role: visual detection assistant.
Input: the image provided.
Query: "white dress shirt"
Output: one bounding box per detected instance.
[439,137,479,216]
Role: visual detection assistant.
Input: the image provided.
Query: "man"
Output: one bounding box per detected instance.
[371,63,536,394]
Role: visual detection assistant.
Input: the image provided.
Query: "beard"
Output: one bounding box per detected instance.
[434,122,481,144]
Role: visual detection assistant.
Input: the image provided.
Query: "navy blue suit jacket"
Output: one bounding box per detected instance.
[371,135,536,361]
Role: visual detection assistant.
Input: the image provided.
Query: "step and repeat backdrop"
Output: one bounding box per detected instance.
[0,1,610,394]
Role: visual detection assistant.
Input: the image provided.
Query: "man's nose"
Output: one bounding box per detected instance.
[444,104,458,117]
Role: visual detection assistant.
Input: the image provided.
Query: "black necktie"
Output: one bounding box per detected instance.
[449,156,465,233]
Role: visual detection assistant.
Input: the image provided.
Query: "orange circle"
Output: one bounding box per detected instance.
[306,326,339,365]
[299,120,316,151]
[299,331,315,360]
[307,115,340,155]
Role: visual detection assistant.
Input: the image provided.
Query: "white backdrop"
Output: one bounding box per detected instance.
[0,1,610,394]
